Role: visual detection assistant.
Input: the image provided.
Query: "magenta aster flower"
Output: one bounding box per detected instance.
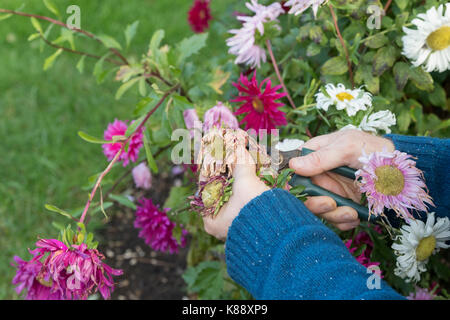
[12,239,122,300]
[356,149,434,220]
[203,102,239,132]
[102,119,143,167]
[188,0,212,33]
[12,256,63,300]
[231,72,287,133]
[134,198,188,254]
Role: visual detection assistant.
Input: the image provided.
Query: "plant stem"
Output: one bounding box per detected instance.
[266,40,313,138]
[266,40,296,110]
[79,85,179,225]
[384,0,393,13]
[328,4,354,88]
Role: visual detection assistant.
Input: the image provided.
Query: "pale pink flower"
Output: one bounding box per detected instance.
[356,149,434,220]
[407,287,437,300]
[203,102,239,132]
[132,162,152,190]
[183,108,201,138]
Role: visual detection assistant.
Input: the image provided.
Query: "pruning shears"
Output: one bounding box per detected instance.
[279,147,376,222]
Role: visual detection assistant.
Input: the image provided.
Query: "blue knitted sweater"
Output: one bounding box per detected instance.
[225,135,450,300]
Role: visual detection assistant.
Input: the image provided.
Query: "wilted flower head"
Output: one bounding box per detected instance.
[190,175,233,217]
[203,102,239,132]
[12,239,122,300]
[356,149,434,220]
[226,0,284,68]
[231,72,287,133]
[359,110,396,134]
[392,213,450,282]
[188,0,212,33]
[102,119,144,167]
[134,198,187,254]
[132,162,152,190]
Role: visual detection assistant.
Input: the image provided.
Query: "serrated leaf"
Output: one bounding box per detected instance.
[125,20,139,48]
[78,131,110,144]
[321,56,348,75]
[109,194,136,210]
[31,17,43,34]
[43,0,60,17]
[97,34,122,50]
[115,77,141,100]
[43,48,63,71]
[45,204,73,219]
[177,33,208,65]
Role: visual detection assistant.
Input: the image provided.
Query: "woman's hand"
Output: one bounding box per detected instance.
[289,129,395,231]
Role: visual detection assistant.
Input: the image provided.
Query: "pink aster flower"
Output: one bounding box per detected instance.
[132,162,152,190]
[12,239,122,300]
[203,102,239,132]
[188,0,212,33]
[407,286,437,300]
[231,72,287,133]
[102,119,144,167]
[356,149,434,220]
[134,198,188,254]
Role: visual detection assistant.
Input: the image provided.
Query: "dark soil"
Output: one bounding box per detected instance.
[98,172,189,300]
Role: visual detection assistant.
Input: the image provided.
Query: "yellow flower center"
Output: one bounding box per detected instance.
[252,98,264,113]
[374,165,405,196]
[416,236,436,261]
[336,92,354,102]
[426,26,450,51]
[201,181,223,208]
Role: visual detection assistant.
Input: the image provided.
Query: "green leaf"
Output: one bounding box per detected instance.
[321,56,348,76]
[372,46,398,77]
[177,33,208,65]
[43,0,60,17]
[397,108,411,132]
[149,29,165,53]
[143,131,159,173]
[28,33,41,41]
[78,131,110,144]
[0,13,13,21]
[31,17,43,34]
[428,84,446,108]
[182,261,224,300]
[45,204,73,220]
[76,55,86,74]
[409,67,434,92]
[97,34,122,50]
[355,64,379,94]
[164,186,191,211]
[365,33,388,49]
[43,48,63,71]
[306,42,321,57]
[115,77,141,100]
[109,194,136,210]
[393,62,410,91]
[394,0,408,10]
[124,20,139,48]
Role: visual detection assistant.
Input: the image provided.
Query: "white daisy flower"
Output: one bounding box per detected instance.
[285,0,326,18]
[315,83,372,117]
[392,212,450,283]
[402,4,450,73]
[226,0,284,68]
[360,110,397,134]
[275,139,304,152]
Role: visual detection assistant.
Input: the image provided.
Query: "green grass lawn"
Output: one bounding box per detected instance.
[0,0,235,299]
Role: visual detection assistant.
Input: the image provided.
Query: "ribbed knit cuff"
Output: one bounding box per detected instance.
[225,188,323,297]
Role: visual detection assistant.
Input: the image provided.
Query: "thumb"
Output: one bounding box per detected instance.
[289,147,345,177]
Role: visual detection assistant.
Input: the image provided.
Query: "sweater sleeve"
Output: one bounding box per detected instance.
[225,188,404,300]
[384,134,450,219]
